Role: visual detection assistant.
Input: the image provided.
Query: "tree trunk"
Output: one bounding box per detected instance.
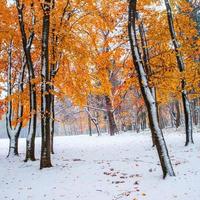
[25,134,36,161]
[8,135,19,156]
[6,41,24,157]
[164,0,193,146]
[25,79,37,161]
[138,15,157,146]
[105,96,118,136]
[158,106,165,129]
[136,111,140,133]
[128,0,175,178]
[198,97,200,128]
[50,91,55,154]
[50,20,56,154]
[87,107,92,136]
[175,100,181,128]
[192,98,198,126]
[182,90,193,145]
[169,104,175,128]
[141,112,147,130]
[40,0,52,169]
[85,108,101,136]
[15,0,37,161]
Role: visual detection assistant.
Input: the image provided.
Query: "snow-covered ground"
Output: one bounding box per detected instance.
[0,128,200,200]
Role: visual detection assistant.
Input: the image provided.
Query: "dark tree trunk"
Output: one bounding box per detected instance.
[128,0,175,178]
[164,0,193,146]
[169,100,181,129]
[175,100,181,128]
[136,111,140,133]
[105,96,118,136]
[198,97,200,127]
[25,77,37,161]
[141,112,147,130]
[192,98,198,126]
[25,136,36,161]
[169,102,175,128]
[40,0,53,169]
[50,93,55,154]
[24,79,37,161]
[50,20,57,154]
[158,106,166,129]
[87,107,92,136]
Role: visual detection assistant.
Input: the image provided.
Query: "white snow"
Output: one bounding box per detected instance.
[0,128,200,200]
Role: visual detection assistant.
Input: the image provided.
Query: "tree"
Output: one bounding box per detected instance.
[15,0,37,161]
[85,107,101,136]
[128,0,175,178]
[6,41,25,157]
[40,0,53,169]
[164,0,194,146]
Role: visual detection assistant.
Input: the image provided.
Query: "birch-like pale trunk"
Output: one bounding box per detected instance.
[40,0,53,169]
[138,16,157,146]
[164,0,193,146]
[6,42,25,157]
[128,0,175,178]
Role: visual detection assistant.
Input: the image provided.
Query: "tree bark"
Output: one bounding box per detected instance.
[175,100,181,128]
[85,108,101,136]
[87,106,92,136]
[191,98,198,126]
[164,0,193,146]
[105,95,118,136]
[15,0,37,161]
[25,75,37,161]
[6,41,24,157]
[40,0,53,169]
[128,0,175,178]
[138,15,157,146]
[50,93,55,154]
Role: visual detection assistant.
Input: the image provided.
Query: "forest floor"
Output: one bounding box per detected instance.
[0,128,200,200]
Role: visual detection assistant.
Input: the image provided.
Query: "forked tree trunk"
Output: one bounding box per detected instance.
[128,0,175,178]
[85,108,101,136]
[40,0,53,169]
[6,41,25,157]
[164,0,193,146]
[105,96,118,136]
[15,0,37,161]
